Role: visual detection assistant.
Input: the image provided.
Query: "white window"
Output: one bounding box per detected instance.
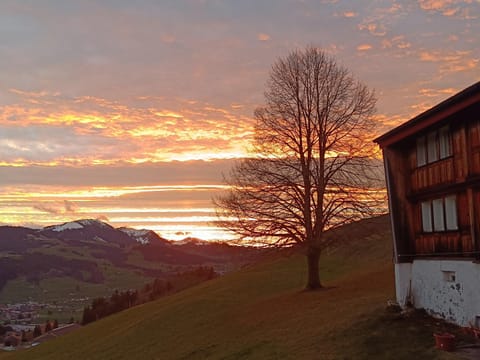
[433,198,445,231]
[427,131,439,162]
[439,126,452,159]
[421,201,433,232]
[421,195,458,233]
[445,195,458,230]
[416,126,451,167]
[417,137,427,166]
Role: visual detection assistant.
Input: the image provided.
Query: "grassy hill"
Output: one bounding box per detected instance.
[1,216,460,359]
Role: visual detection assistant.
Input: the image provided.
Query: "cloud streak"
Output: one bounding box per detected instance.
[418,0,478,18]
[0,160,236,187]
[31,200,77,215]
[0,91,255,165]
[419,49,479,75]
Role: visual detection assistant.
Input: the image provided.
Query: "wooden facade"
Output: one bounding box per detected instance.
[375,82,480,262]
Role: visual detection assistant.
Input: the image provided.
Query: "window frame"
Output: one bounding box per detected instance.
[439,126,452,159]
[417,137,427,167]
[432,198,445,231]
[444,195,458,231]
[420,195,458,233]
[416,126,452,167]
[421,201,433,232]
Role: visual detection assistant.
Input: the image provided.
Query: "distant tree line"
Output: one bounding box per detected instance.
[82,289,138,325]
[82,266,217,325]
[32,319,58,338]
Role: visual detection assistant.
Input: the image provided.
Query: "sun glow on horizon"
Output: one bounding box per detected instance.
[0,181,234,242]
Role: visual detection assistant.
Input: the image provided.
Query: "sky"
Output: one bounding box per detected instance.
[0,0,479,240]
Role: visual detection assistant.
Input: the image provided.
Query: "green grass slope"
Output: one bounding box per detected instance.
[3,216,459,359]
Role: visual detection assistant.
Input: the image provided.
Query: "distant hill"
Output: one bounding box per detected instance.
[40,219,139,247]
[118,227,167,245]
[0,219,262,307]
[39,219,178,247]
[0,215,422,360]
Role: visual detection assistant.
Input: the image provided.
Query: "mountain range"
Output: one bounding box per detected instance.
[0,219,261,302]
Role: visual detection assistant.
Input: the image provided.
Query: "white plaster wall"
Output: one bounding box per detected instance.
[395,263,412,306]
[408,260,480,327]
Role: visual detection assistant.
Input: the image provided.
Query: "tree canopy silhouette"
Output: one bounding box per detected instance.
[215,46,382,290]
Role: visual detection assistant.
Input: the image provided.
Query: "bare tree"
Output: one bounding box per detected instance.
[215,46,381,290]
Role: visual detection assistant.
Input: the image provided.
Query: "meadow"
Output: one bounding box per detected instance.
[1,216,462,359]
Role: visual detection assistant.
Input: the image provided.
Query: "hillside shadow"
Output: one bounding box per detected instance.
[334,307,472,359]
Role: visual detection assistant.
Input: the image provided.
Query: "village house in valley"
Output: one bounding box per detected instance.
[375,81,480,327]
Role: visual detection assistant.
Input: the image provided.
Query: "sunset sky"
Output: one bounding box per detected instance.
[0,0,479,240]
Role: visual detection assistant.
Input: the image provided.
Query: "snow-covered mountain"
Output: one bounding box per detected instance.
[41,219,135,246]
[47,219,109,232]
[38,219,170,246]
[118,227,168,245]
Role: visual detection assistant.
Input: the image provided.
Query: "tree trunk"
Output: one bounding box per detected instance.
[305,246,322,290]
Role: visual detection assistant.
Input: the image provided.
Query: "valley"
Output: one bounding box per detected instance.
[0,219,262,324]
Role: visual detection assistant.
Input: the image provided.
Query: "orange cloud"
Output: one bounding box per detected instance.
[381,36,411,50]
[0,91,255,166]
[442,7,459,15]
[343,11,357,18]
[374,113,410,133]
[419,0,453,11]
[418,87,457,97]
[405,86,462,115]
[409,101,439,114]
[161,33,176,44]
[418,0,477,18]
[418,49,478,74]
[257,33,271,41]
[372,81,465,134]
[358,21,387,37]
[357,44,373,51]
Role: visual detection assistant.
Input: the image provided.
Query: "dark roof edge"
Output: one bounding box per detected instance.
[374,81,480,146]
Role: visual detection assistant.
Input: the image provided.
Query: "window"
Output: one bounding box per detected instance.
[416,126,452,167]
[445,195,458,230]
[439,126,451,159]
[427,132,439,162]
[442,271,456,282]
[421,195,458,232]
[417,137,427,166]
[432,199,445,231]
[421,201,433,232]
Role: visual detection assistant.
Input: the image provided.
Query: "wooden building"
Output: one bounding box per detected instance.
[375,81,480,326]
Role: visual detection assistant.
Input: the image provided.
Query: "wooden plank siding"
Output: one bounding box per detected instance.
[469,120,480,174]
[471,150,480,174]
[415,233,473,256]
[413,191,473,256]
[453,126,468,180]
[411,158,454,190]
[474,190,480,255]
[407,124,479,258]
[384,147,416,262]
